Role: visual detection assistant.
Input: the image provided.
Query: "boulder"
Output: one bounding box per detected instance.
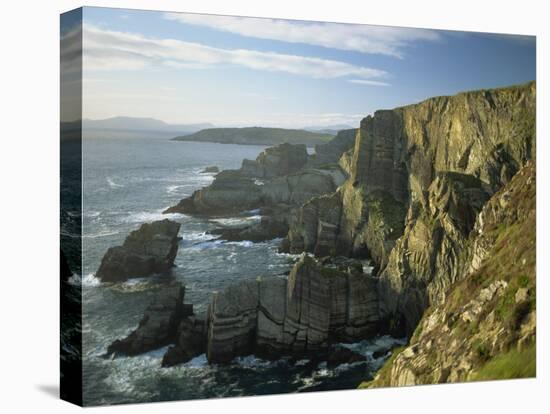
[107,282,186,356]
[96,219,181,282]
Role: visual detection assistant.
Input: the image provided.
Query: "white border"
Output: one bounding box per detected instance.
[0,0,547,412]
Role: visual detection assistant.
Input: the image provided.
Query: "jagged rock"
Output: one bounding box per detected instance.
[164,170,263,215]
[261,167,346,207]
[200,165,219,174]
[107,282,186,356]
[162,315,207,367]
[240,143,308,178]
[165,162,344,222]
[364,162,536,388]
[96,219,181,282]
[206,255,380,363]
[285,82,535,335]
[207,280,259,363]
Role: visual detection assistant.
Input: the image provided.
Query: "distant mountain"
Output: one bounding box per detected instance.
[304,124,355,135]
[80,117,214,138]
[172,127,333,146]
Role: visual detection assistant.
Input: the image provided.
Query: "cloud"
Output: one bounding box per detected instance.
[348,79,390,86]
[164,13,441,58]
[80,24,388,81]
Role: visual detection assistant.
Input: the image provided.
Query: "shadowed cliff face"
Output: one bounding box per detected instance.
[283,81,536,335]
[363,161,536,387]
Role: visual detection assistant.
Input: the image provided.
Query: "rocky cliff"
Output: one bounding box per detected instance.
[362,161,536,387]
[283,81,535,334]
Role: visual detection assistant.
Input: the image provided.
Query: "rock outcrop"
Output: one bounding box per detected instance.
[283,81,536,335]
[241,143,308,178]
[164,170,263,215]
[96,219,181,282]
[363,161,536,387]
[162,315,207,367]
[107,282,187,355]
[206,254,379,363]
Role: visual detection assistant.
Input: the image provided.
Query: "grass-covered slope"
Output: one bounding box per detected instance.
[172,127,333,146]
[361,160,536,388]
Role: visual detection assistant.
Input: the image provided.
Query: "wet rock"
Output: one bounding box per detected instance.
[162,315,207,367]
[206,255,380,363]
[107,282,185,356]
[326,346,365,368]
[96,219,181,282]
[207,280,260,363]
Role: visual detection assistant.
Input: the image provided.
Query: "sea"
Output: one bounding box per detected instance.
[74,136,404,406]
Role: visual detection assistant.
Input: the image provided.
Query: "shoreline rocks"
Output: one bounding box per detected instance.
[107,282,186,356]
[207,254,380,363]
[96,219,182,282]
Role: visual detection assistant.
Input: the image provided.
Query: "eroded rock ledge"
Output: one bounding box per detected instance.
[96,219,181,283]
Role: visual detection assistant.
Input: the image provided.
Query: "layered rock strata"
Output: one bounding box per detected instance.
[283,81,536,334]
[364,161,536,387]
[207,254,379,363]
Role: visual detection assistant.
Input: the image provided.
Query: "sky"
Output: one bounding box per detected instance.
[62,7,536,128]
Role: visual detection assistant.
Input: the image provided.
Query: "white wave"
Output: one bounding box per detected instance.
[182,231,220,242]
[107,177,124,189]
[226,240,255,248]
[165,184,189,195]
[83,211,101,218]
[210,215,262,227]
[185,239,224,250]
[121,209,186,224]
[232,355,275,369]
[254,179,265,186]
[183,353,208,368]
[82,230,119,239]
[68,272,101,287]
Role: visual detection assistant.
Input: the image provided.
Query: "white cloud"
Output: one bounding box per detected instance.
[80,24,387,81]
[164,13,441,58]
[349,79,391,86]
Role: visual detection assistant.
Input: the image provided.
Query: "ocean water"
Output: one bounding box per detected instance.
[78,136,403,406]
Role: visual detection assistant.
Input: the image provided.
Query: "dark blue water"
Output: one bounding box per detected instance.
[78,136,403,406]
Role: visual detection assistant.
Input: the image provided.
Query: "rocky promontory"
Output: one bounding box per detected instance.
[163,142,347,240]
[96,219,181,282]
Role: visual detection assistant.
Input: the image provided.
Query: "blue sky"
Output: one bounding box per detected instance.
[72,6,535,128]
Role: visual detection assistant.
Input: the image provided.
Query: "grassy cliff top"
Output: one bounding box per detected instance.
[172,127,333,146]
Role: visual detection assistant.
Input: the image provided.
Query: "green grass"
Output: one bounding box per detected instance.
[472,342,536,381]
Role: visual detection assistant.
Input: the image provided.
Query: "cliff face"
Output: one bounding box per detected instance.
[363,161,535,387]
[283,81,535,333]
